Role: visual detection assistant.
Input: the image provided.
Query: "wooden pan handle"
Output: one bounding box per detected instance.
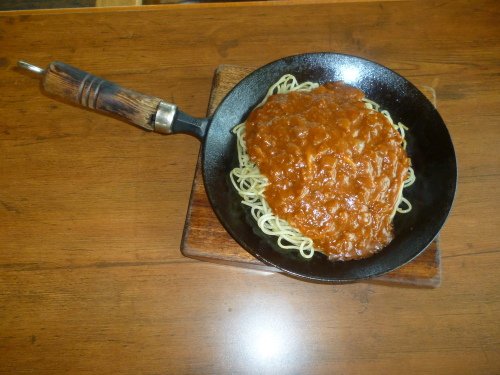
[42,61,163,131]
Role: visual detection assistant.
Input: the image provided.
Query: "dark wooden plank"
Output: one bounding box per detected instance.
[181,65,441,287]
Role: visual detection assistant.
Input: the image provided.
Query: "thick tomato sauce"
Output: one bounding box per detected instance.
[244,82,410,260]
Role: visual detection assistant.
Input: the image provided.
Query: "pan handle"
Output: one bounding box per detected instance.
[18,61,208,138]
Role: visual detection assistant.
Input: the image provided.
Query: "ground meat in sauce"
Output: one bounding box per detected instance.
[244,81,411,260]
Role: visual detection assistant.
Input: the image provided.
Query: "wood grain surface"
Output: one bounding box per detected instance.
[181,64,442,287]
[41,61,163,131]
[0,1,499,374]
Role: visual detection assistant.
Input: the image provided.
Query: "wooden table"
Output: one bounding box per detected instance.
[1,1,498,373]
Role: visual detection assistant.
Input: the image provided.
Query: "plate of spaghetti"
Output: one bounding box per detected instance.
[203,53,457,282]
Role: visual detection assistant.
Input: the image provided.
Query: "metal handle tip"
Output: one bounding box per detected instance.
[18,61,45,75]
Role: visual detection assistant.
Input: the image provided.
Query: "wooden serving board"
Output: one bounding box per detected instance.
[181,65,441,288]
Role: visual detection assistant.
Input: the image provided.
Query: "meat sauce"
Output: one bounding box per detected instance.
[245,82,411,260]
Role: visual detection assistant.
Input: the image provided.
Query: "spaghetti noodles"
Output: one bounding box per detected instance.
[230,75,414,260]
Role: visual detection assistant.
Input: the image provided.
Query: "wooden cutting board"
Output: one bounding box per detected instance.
[180,65,441,288]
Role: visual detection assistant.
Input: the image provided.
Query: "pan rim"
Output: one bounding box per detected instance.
[201,52,457,283]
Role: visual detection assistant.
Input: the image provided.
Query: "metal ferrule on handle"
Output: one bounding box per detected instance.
[154,101,177,134]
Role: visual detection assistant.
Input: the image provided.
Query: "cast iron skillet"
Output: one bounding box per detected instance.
[19,53,457,283]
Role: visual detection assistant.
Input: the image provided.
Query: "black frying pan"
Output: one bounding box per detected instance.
[19,53,457,283]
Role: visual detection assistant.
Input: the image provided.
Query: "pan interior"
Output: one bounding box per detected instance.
[202,53,457,283]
